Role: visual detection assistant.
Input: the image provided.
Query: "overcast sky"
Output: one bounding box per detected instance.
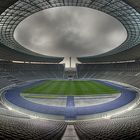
[14,7,127,67]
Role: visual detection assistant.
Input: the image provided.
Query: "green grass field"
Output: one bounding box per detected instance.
[23,80,118,96]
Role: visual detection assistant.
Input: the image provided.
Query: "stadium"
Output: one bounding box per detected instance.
[0,0,140,140]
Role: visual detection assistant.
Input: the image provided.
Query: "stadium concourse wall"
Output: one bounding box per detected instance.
[0,78,140,121]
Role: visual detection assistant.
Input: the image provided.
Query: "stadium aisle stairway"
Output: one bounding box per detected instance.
[62,125,79,140]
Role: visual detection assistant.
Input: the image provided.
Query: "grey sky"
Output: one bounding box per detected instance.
[14,7,127,67]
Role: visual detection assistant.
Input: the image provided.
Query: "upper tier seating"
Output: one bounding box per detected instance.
[0,62,64,88]
[77,62,140,88]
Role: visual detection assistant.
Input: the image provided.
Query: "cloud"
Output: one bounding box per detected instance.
[14,6,127,67]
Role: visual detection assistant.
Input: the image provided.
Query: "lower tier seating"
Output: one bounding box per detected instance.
[0,115,66,140]
[75,116,140,140]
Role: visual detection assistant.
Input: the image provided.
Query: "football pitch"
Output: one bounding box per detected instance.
[23,80,118,96]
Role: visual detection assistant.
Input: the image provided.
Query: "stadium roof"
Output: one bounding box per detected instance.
[0,0,63,63]
[0,0,140,63]
[77,0,140,63]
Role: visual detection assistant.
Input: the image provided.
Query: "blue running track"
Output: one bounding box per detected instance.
[65,96,76,119]
[3,80,137,120]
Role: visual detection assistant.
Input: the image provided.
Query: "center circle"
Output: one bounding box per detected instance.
[14,6,127,57]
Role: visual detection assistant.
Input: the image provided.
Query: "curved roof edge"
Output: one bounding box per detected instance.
[1,0,140,63]
[0,42,63,63]
[0,0,63,63]
[77,43,140,63]
[78,0,140,63]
